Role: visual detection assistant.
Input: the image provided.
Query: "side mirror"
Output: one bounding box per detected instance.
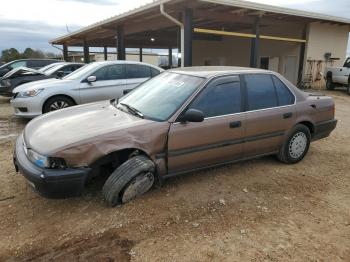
[180,109,204,123]
[87,75,97,83]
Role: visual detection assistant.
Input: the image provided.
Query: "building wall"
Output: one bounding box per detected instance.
[305,22,349,66]
[192,21,350,87]
[192,37,251,67]
[192,36,301,84]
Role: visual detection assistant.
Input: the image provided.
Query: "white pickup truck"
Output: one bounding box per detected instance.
[325,57,350,95]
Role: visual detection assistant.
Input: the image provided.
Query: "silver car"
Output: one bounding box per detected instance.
[10,61,163,118]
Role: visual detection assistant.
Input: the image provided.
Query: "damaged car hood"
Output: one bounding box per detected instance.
[23,101,170,166]
[2,67,43,79]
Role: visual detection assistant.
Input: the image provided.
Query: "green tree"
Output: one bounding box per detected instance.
[1,47,59,62]
[23,48,35,58]
[32,50,45,58]
[1,48,22,62]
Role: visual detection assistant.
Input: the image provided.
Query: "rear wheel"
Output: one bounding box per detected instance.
[326,76,334,90]
[102,155,155,206]
[43,96,75,113]
[277,124,311,164]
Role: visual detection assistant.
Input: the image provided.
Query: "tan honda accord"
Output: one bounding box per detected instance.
[14,67,337,206]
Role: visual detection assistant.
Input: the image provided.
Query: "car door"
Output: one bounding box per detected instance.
[167,75,245,174]
[242,73,296,157]
[125,64,152,93]
[79,64,126,103]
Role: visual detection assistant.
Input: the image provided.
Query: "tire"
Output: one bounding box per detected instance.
[102,155,155,206]
[347,79,350,96]
[277,124,311,164]
[43,95,75,113]
[326,76,334,90]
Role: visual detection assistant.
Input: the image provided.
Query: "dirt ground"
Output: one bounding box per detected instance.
[0,90,349,262]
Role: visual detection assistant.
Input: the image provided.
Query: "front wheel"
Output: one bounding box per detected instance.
[102,155,155,206]
[326,76,334,90]
[347,79,350,95]
[277,124,311,164]
[43,95,75,113]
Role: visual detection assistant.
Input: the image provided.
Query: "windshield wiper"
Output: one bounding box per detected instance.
[119,102,144,119]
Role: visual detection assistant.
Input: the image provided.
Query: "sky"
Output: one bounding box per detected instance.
[0,0,349,55]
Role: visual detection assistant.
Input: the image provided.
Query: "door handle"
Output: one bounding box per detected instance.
[283,112,293,119]
[229,121,241,128]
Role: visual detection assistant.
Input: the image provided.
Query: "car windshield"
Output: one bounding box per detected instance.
[118,72,205,121]
[63,63,98,80]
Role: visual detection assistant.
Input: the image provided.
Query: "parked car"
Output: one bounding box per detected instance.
[0,59,61,77]
[0,63,84,97]
[13,66,337,205]
[10,61,163,118]
[325,57,350,95]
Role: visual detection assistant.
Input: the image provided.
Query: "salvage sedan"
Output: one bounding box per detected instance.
[13,67,337,206]
[10,61,163,118]
[0,63,84,96]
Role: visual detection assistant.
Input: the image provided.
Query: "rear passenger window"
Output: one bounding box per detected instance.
[272,76,295,106]
[245,74,278,111]
[190,77,241,118]
[94,65,125,81]
[126,65,151,79]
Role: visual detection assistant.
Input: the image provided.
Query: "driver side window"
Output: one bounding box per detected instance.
[189,76,241,118]
[93,64,125,81]
[343,58,350,68]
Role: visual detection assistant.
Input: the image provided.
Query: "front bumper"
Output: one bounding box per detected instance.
[10,96,43,118]
[313,119,337,141]
[13,135,91,198]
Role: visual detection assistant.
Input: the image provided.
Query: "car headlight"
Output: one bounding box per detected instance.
[17,89,44,98]
[27,149,66,169]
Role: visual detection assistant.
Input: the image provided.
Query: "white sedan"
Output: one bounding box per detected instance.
[11,61,163,118]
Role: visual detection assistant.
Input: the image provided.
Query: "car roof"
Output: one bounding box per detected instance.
[169,66,269,78]
[57,62,85,66]
[91,60,163,69]
[9,59,61,62]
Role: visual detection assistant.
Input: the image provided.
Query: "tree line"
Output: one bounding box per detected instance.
[1,48,60,63]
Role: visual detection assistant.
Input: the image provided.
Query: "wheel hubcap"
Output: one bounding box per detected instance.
[49,101,69,111]
[122,172,154,203]
[289,132,307,159]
